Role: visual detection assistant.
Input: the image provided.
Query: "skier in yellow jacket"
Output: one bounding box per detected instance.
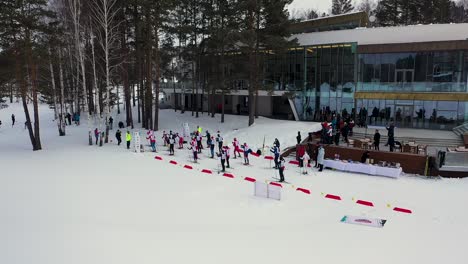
[126,131,132,149]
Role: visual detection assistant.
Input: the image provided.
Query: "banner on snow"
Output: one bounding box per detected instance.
[254,182,281,200]
[134,131,141,153]
[182,123,190,142]
[340,215,386,228]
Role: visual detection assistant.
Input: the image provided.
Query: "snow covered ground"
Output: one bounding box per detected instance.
[1,102,468,264]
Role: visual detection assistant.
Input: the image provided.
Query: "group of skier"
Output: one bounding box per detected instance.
[111,123,325,183]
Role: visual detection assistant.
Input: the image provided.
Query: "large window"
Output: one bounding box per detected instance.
[356,99,466,130]
[265,43,357,121]
[358,51,467,92]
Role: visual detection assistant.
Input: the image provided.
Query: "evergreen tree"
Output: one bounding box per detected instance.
[331,0,354,15]
[399,0,423,25]
[357,0,377,16]
[376,0,457,26]
[238,0,296,126]
[0,0,56,151]
[375,0,400,26]
[449,0,468,23]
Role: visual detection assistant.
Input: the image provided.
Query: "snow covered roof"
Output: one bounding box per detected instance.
[299,11,366,23]
[292,23,468,46]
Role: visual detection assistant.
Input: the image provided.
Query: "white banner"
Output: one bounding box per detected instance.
[254,182,268,199]
[134,131,141,153]
[340,215,387,228]
[182,123,190,142]
[268,184,281,201]
[254,182,281,201]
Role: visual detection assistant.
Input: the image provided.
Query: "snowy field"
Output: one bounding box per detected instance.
[1,102,468,264]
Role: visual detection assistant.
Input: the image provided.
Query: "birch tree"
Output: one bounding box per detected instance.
[48,47,66,136]
[91,0,120,143]
[67,0,92,144]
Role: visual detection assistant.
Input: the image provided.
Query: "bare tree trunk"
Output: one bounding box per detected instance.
[220,32,225,123]
[90,31,102,133]
[9,83,13,103]
[116,84,120,115]
[48,48,65,136]
[31,63,42,150]
[247,7,256,126]
[133,2,141,125]
[91,0,119,143]
[58,50,67,136]
[154,33,160,131]
[145,5,153,130]
[137,83,141,125]
[16,43,36,150]
[132,82,136,107]
[192,60,198,118]
[210,80,215,118]
[121,23,133,128]
[24,33,42,150]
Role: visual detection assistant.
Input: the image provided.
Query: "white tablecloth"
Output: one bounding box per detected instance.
[323,159,348,171]
[323,159,402,178]
[345,162,377,175]
[374,166,402,178]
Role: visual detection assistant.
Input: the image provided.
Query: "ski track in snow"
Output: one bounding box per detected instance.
[1,102,468,264]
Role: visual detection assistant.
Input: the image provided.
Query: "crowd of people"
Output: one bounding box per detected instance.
[319,115,355,146]
[316,112,400,152]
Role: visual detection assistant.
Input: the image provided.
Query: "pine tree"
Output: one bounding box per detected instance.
[239,0,296,126]
[331,0,354,15]
[399,0,423,25]
[0,0,56,151]
[375,0,400,26]
[357,0,377,16]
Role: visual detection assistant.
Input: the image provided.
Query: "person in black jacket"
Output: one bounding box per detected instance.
[296,132,301,145]
[115,129,122,145]
[66,113,71,125]
[108,116,114,130]
[385,122,395,146]
[373,129,381,150]
[278,157,286,182]
[388,136,395,152]
[341,123,349,143]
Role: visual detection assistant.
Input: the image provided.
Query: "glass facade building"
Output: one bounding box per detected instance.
[358,51,468,93]
[163,16,468,131]
[265,43,358,122]
[263,44,468,130]
[356,51,468,130]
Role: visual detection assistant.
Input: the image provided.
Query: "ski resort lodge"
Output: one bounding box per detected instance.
[161,11,468,132]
